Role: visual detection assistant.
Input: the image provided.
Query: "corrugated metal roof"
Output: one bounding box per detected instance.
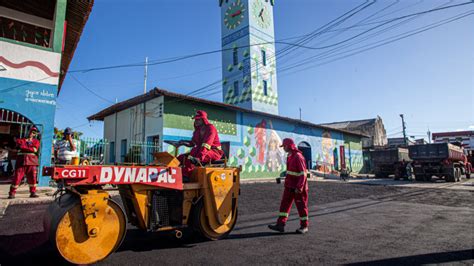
[58,0,94,92]
[432,130,474,138]
[87,87,369,138]
[320,118,377,129]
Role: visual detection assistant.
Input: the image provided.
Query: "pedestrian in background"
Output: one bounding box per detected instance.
[268,138,309,234]
[54,127,79,165]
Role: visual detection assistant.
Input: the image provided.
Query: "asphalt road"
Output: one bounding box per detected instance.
[0,181,473,265]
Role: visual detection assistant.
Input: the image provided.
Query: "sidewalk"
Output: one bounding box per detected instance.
[0,183,54,220]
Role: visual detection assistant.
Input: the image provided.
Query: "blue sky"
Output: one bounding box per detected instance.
[55,0,474,139]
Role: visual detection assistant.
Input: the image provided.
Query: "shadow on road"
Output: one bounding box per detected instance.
[346,249,474,265]
[227,231,295,240]
[116,229,197,253]
[0,231,67,266]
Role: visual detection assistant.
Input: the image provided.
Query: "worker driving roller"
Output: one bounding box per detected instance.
[177,110,224,177]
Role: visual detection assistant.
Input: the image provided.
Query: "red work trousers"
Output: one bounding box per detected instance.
[10,165,37,195]
[277,186,309,227]
[177,148,223,177]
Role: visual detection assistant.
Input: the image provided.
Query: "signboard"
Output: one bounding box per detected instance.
[49,165,184,190]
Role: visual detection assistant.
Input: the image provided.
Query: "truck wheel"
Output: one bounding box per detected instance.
[191,200,238,241]
[394,168,401,180]
[445,169,455,182]
[44,193,127,264]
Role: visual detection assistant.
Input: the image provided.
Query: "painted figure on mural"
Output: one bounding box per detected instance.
[255,119,267,164]
[321,130,334,172]
[266,130,283,172]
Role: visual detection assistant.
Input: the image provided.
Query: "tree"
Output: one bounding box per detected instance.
[54,127,83,140]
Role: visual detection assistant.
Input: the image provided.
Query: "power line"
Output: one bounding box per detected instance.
[68,1,376,75]
[193,9,473,101]
[279,0,455,72]
[280,1,397,66]
[172,1,380,102]
[70,74,115,104]
[276,1,376,62]
[278,1,473,51]
[279,10,473,76]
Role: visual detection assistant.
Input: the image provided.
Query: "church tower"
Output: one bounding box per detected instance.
[219,0,278,115]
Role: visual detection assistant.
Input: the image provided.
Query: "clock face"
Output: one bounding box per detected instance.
[252,0,271,29]
[224,0,246,30]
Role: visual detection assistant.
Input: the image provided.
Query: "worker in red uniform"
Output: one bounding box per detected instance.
[177,110,224,177]
[268,138,309,234]
[8,126,41,199]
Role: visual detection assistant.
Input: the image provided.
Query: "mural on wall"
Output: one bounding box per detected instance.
[321,130,334,172]
[163,101,364,179]
[255,119,266,164]
[266,128,284,172]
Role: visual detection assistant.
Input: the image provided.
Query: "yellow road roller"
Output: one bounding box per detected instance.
[42,141,240,264]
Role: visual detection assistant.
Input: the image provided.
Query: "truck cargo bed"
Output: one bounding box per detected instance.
[408,143,464,162]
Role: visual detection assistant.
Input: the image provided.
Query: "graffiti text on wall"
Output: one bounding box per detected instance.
[25,89,56,105]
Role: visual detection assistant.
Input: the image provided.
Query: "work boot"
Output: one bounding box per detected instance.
[8,194,15,199]
[29,193,39,198]
[296,226,309,234]
[268,224,285,233]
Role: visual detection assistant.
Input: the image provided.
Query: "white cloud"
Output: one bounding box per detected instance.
[469,125,474,130]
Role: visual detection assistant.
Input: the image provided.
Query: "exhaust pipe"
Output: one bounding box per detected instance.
[175,230,183,239]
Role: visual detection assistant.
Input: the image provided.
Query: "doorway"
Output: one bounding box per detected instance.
[0,109,38,180]
[297,141,312,170]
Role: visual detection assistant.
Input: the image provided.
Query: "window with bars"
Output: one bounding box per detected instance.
[263,80,268,96]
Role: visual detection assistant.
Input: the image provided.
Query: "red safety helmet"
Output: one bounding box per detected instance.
[193,110,208,120]
[280,138,297,150]
[29,126,39,133]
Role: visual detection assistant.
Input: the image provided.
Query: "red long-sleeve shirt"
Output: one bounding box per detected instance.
[285,150,307,190]
[16,138,40,166]
[191,122,222,160]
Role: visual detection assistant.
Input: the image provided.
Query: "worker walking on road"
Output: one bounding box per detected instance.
[177,110,224,177]
[269,138,309,234]
[8,127,40,199]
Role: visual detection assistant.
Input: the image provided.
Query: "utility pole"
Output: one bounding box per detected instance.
[400,114,407,146]
[144,56,148,94]
[299,107,302,120]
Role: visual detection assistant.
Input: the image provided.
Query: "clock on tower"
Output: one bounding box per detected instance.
[219,0,279,115]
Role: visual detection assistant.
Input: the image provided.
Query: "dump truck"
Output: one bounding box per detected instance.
[408,143,470,182]
[42,140,240,264]
[370,148,411,180]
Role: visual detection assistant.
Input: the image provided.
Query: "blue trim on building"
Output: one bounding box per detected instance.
[0,77,57,186]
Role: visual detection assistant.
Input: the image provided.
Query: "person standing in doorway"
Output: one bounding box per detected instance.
[268,138,309,234]
[8,127,40,199]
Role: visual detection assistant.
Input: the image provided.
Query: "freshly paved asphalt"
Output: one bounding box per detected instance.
[0,180,472,265]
